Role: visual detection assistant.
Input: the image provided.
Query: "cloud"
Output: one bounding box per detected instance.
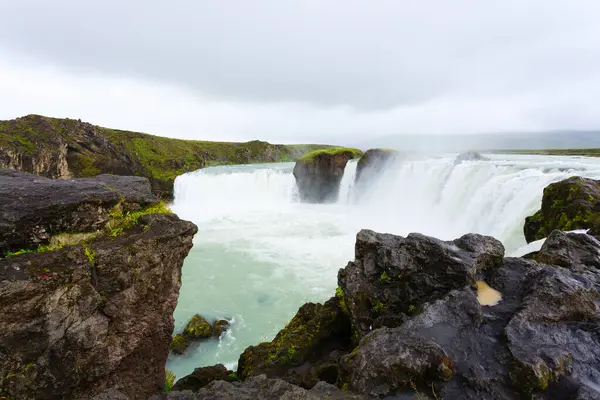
[1,0,600,142]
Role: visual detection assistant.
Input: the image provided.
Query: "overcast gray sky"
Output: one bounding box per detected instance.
[1,0,599,143]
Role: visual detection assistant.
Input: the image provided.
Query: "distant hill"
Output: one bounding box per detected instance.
[0,114,332,198]
[351,131,600,152]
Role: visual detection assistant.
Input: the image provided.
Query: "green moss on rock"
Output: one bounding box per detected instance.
[297,147,362,162]
[523,176,600,243]
[169,334,190,355]
[236,297,352,383]
[183,314,213,339]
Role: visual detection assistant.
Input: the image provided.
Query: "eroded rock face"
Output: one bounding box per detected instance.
[0,170,156,257]
[524,176,600,243]
[338,229,505,338]
[293,151,359,203]
[0,173,198,400]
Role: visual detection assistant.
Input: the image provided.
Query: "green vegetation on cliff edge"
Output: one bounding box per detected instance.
[0,114,333,197]
[298,146,363,162]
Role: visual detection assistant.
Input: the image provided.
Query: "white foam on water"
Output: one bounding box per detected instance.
[167,154,600,379]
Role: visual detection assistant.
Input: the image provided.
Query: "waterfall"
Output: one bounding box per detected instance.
[338,160,358,204]
[168,154,600,379]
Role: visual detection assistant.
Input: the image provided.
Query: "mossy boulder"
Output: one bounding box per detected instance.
[169,334,190,355]
[170,316,230,355]
[183,314,213,339]
[236,297,352,388]
[212,319,230,338]
[355,148,399,185]
[292,147,362,203]
[0,114,335,199]
[523,176,600,243]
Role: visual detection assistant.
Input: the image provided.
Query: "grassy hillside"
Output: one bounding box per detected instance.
[0,115,332,198]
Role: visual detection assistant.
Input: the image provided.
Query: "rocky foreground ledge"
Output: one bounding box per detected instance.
[0,170,197,399]
[167,222,600,397]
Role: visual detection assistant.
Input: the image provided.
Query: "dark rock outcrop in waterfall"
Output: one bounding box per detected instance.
[354,148,399,185]
[172,224,600,399]
[0,114,334,199]
[524,176,600,243]
[0,170,197,399]
[292,147,362,203]
[454,151,489,164]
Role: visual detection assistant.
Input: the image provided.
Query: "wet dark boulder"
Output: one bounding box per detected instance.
[524,176,600,243]
[335,228,600,399]
[237,297,352,388]
[154,375,365,400]
[212,319,230,338]
[529,230,600,271]
[293,148,362,203]
[355,148,398,185]
[338,229,504,338]
[172,364,237,392]
[454,151,489,165]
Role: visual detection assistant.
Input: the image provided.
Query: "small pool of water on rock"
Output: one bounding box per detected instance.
[167,155,600,379]
[476,281,502,306]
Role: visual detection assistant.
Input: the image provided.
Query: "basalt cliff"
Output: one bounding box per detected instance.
[0,170,197,399]
[0,114,331,199]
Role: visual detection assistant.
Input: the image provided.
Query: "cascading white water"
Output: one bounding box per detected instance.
[167,154,600,379]
[337,159,358,204]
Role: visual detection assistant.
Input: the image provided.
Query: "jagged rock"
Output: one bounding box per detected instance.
[212,319,230,337]
[183,314,213,339]
[454,151,489,165]
[154,375,365,400]
[529,230,600,271]
[172,364,236,392]
[0,177,197,400]
[524,176,600,243]
[0,169,156,257]
[355,148,398,185]
[338,229,504,338]
[335,228,600,399]
[293,148,361,203]
[237,297,352,388]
